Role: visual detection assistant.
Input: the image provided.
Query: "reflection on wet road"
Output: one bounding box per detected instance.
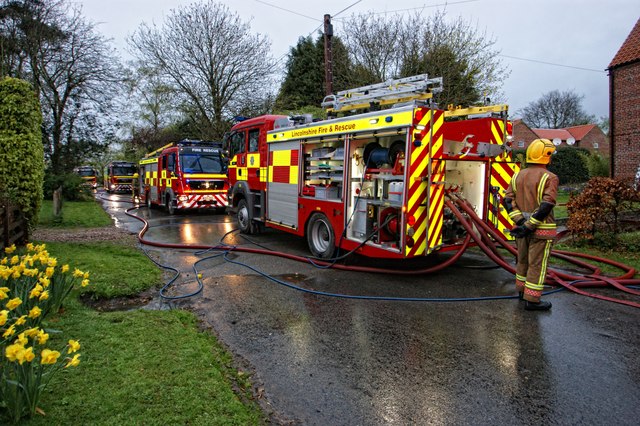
[101,192,640,425]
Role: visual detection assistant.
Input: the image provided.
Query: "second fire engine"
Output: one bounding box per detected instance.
[139,139,229,214]
[225,74,519,259]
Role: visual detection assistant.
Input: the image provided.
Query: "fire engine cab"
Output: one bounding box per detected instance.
[225,74,519,259]
[73,165,99,189]
[104,161,137,193]
[139,139,228,214]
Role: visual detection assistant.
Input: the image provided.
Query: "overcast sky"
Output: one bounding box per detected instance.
[77,0,640,121]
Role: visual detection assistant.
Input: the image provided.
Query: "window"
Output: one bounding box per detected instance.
[249,129,260,152]
[228,132,246,157]
[168,153,176,172]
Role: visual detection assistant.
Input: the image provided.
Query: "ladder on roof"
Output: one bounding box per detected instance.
[321,74,443,113]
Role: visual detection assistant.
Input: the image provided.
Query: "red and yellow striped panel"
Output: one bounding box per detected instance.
[268,149,299,184]
[405,108,444,257]
[489,161,519,240]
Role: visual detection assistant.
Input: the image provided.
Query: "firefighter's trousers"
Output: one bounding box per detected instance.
[514,235,554,303]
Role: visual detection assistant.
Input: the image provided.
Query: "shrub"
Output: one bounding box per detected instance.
[581,152,610,178]
[0,78,44,231]
[566,177,640,246]
[43,172,93,201]
[548,146,590,184]
[0,243,87,423]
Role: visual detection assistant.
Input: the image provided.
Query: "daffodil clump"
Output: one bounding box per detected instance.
[0,243,86,423]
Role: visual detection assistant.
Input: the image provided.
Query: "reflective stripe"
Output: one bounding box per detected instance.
[537,173,549,204]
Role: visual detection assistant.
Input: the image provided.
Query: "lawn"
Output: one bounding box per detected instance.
[1,200,265,424]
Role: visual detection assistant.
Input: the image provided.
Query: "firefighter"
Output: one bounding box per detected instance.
[503,138,559,311]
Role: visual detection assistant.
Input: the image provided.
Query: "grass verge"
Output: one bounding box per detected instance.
[38,199,113,227]
[27,298,262,425]
[14,200,265,424]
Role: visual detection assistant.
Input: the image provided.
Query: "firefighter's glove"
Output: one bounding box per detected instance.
[509,224,533,238]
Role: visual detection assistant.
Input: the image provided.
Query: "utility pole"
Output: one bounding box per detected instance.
[323,14,333,96]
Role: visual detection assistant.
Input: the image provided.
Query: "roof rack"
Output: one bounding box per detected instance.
[321,74,443,114]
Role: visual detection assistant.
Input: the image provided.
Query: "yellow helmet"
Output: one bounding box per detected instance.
[526,138,556,165]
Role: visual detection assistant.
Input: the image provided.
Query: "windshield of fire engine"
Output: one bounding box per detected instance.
[76,168,96,177]
[112,165,137,176]
[180,153,226,174]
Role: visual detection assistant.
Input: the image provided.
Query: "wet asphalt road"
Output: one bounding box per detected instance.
[100,192,640,425]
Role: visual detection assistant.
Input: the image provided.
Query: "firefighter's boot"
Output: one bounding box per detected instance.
[524,300,552,311]
[518,292,524,301]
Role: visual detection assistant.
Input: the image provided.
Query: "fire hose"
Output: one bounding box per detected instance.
[104,192,640,307]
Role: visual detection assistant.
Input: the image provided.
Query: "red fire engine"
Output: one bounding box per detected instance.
[73,165,99,189]
[139,139,228,214]
[104,161,137,193]
[225,74,518,259]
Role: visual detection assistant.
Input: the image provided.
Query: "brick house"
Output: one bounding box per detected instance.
[512,120,609,156]
[607,18,640,181]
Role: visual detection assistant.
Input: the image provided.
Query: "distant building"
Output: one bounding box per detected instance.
[512,120,608,156]
[607,18,640,181]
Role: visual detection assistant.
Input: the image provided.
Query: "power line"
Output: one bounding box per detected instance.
[332,0,481,19]
[499,54,605,73]
[253,0,319,22]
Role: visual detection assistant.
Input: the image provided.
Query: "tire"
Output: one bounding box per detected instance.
[166,196,176,215]
[237,199,254,234]
[307,213,336,259]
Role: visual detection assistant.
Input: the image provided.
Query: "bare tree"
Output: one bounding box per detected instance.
[339,10,509,106]
[341,13,403,84]
[37,4,122,173]
[520,89,595,128]
[1,0,122,173]
[128,0,276,139]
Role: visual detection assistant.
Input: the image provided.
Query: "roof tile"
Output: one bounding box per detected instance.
[609,18,640,68]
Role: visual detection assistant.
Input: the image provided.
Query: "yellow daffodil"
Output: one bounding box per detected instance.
[23,346,35,363]
[81,279,89,287]
[0,310,8,326]
[5,343,24,362]
[45,266,55,278]
[68,339,81,354]
[36,330,49,345]
[0,268,10,280]
[39,291,49,301]
[83,271,90,279]
[61,264,69,273]
[16,332,28,346]
[0,287,9,300]
[25,327,39,338]
[73,268,84,278]
[11,269,20,279]
[39,276,50,288]
[26,243,35,251]
[23,268,38,277]
[10,255,19,265]
[40,349,60,365]
[65,353,80,368]
[15,315,27,326]
[47,258,57,267]
[6,297,22,310]
[3,324,16,338]
[1,257,6,265]
[4,244,16,254]
[29,284,43,299]
[28,306,42,319]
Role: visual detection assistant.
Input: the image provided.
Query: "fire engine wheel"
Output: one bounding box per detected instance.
[237,199,254,234]
[307,213,336,259]
[166,198,176,215]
